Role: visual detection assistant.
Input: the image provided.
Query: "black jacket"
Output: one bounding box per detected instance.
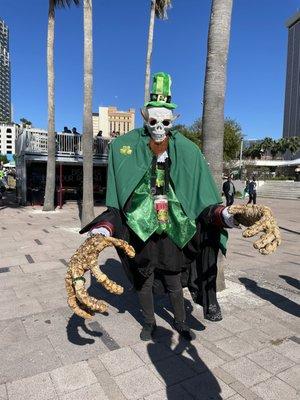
[222,181,236,196]
[248,181,257,194]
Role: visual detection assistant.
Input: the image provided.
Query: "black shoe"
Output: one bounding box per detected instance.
[173,320,195,341]
[140,322,157,341]
[204,304,223,322]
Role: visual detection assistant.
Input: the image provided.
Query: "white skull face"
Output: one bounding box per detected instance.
[144,107,174,142]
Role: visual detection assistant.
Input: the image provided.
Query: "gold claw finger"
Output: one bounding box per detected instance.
[253,233,275,249]
[65,234,135,319]
[243,221,267,238]
[258,241,278,255]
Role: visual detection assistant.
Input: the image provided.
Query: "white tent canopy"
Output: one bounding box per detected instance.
[3,161,15,167]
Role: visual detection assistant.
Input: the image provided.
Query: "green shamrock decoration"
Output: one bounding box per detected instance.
[120,145,132,155]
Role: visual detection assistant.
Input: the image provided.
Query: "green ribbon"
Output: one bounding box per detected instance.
[126,170,196,249]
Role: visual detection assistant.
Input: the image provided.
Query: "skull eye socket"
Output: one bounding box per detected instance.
[162,119,171,127]
[149,118,157,126]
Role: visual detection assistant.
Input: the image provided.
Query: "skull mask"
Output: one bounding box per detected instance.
[141,107,175,142]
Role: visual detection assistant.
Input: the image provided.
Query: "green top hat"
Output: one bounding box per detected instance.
[145,72,177,109]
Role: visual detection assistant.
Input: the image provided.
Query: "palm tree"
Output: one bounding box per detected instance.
[144,0,172,103]
[277,138,289,158]
[270,141,279,159]
[43,0,80,211]
[286,136,300,157]
[201,0,233,292]
[81,0,94,227]
[201,0,233,191]
[261,137,274,158]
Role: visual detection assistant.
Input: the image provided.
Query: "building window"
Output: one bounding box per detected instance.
[6,140,12,144]
[7,135,12,138]
[6,150,12,154]
[6,128,12,133]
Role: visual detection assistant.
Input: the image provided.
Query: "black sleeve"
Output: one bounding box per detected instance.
[186,205,224,258]
[79,207,123,236]
[198,204,225,227]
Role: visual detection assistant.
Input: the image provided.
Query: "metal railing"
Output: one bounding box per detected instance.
[16,129,110,158]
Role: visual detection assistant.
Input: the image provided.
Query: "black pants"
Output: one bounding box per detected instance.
[137,270,186,324]
[225,194,234,206]
[247,192,257,204]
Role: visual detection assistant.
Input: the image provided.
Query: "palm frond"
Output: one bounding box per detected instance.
[155,0,172,20]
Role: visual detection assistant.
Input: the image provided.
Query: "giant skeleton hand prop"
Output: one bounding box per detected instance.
[65,235,135,319]
[228,204,281,255]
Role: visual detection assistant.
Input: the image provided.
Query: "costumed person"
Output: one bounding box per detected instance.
[67,72,281,342]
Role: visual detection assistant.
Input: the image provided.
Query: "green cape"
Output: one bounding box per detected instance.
[106,128,227,251]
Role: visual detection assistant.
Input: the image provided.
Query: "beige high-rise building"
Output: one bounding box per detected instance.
[92,106,135,138]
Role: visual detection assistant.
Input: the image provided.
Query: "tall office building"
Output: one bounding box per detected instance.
[0,19,11,123]
[283,12,300,138]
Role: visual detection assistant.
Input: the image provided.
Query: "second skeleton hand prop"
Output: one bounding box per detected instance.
[65,235,135,319]
[228,204,281,255]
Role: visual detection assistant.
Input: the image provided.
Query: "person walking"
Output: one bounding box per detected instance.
[247,176,257,204]
[222,176,236,206]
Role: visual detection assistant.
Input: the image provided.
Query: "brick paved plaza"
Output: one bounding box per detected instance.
[0,195,299,400]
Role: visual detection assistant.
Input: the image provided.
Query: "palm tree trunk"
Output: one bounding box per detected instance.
[81,0,95,227]
[202,0,233,292]
[144,0,156,103]
[202,0,233,191]
[43,0,56,211]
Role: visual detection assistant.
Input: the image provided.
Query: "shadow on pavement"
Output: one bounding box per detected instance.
[66,313,103,345]
[76,198,82,222]
[279,275,300,291]
[239,277,300,318]
[148,327,222,399]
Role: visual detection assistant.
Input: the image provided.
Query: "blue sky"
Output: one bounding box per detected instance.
[0,0,299,139]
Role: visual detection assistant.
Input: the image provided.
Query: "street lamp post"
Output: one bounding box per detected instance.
[239,139,243,179]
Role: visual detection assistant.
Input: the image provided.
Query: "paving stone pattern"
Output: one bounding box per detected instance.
[0,197,299,399]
